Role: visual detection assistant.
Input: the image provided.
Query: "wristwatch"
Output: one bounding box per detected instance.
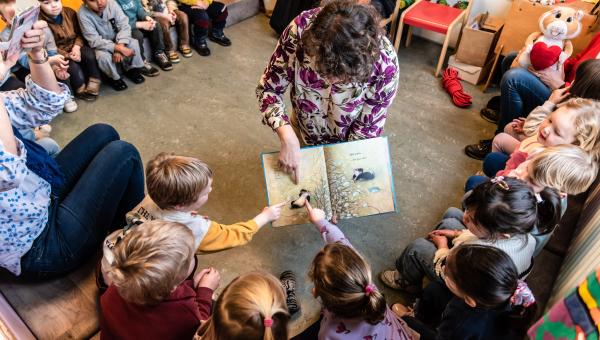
[27,49,48,64]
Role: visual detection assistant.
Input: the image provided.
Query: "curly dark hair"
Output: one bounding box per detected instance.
[302,0,383,83]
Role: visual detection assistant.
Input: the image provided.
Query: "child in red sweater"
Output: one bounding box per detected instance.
[100,220,220,340]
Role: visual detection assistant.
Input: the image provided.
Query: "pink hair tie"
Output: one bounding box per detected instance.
[364,283,376,296]
[263,318,273,328]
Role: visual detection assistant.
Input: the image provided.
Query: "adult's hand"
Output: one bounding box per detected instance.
[530,64,565,90]
[276,125,301,184]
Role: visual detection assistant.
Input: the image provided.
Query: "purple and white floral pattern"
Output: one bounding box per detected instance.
[256,8,400,146]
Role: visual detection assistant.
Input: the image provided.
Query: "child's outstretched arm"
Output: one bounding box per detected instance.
[196,202,286,252]
[306,202,352,248]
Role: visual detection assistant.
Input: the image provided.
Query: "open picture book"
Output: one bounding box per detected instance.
[261,137,396,227]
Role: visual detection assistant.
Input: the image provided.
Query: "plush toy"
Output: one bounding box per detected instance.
[518,7,584,71]
[530,0,556,6]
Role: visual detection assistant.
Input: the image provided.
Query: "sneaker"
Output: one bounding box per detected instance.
[464,139,492,160]
[63,97,78,113]
[167,50,180,63]
[280,270,300,315]
[125,68,145,84]
[140,61,159,77]
[109,78,128,91]
[208,32,232,47]
[194,40,211,56]
[379,270,421,294]
[180,45,193,58]
[85,77,101,96]
[480,108,499,124]
[154,52,173,71]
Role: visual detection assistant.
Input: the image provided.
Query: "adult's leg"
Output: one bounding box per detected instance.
[500,52,518,75]
[20,133,144,278]
[482,152,510,177]
[496,68,551,133]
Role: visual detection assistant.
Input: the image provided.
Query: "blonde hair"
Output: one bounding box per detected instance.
[557,98,600,160]
[197,271,290,340]
[309,243,386,324]
[110,220,194,306]
[146,152,213,210]
[529,145,598,195]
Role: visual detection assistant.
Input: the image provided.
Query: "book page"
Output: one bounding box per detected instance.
[324,137,396,219]
[262,147,333,227]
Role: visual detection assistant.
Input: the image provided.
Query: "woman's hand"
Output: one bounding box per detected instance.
[22,21,47,54]
[530,65,566,90]
[276,125,301,184]
[548,86,571,104]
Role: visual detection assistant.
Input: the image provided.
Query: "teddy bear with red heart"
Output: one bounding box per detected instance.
[518,7,584,72]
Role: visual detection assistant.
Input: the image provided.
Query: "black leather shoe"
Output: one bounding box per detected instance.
[126,68,145,84]
[194,41,211,56]
[109,78,128,91]
[480,108,499,124]
[208,33,231,46]
[464,139,492,160]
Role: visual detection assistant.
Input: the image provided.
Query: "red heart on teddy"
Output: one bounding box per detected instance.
[530,42,562,71]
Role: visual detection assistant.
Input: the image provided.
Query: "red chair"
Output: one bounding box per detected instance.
[394,0,473,77]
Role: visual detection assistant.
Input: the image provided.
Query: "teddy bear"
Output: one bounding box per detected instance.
[518,6,584,71]
[530,0,556,6]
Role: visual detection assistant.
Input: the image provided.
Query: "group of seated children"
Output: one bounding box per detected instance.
[0,0,230,155]
[95,64,600,340]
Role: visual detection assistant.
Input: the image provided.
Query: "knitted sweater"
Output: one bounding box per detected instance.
[39,7,85,56]
[78,0,134,52]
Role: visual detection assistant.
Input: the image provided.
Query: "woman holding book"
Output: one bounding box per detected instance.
[256,0,399,184]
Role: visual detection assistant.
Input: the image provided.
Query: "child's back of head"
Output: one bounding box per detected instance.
[445,244,536,334]
[309,243,386,324]
[529,144,598,195]
[109,220,195,306]
[146,152,213,210]
[464,177,562,236]
[197,271,290,340]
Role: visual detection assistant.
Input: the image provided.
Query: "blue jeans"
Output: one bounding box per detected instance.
[483,151,510,177]
[464,175,488,192]
[496,52,551,133]
[19,124,145,279]
[18,128,60,157]
[395,208,466,285]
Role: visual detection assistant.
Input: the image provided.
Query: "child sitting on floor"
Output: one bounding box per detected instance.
[143,0,192,62]
[296,202,418,339]
[381,177,561,293]
[100,220,220,339]
[115,0,171,71]
[78,0,147,91]
[100,152,285,287]
[39,0,102,101]
[177,0,231,56]
[195,271,291,340]
[395,244,536,340]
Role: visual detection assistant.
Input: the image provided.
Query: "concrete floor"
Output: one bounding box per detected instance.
[51,14,496,335]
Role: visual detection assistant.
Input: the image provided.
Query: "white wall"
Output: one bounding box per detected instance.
[412,0,513,47]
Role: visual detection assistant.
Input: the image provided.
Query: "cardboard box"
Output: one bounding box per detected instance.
[455,13,504,67]
[448,54,494,85]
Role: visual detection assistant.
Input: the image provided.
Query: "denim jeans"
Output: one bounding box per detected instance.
[483,151,510,177]
[464,175,488,192]
[19,124,145,279]
[496,52,551,133]
[395,208,466,285]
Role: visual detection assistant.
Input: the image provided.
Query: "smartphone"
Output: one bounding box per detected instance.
[4,4,40,61]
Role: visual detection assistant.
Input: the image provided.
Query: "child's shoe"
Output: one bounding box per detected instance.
[179,45,193,58]
[208,31,232,46]
[109,78,128,91]
[167,50,180,63]
[85,77,101,96]
[140,61,160,77]
[126,68,146,84]
[280,270,300,315]
[193,39,211,56]
[63,97,78,113]
[379,270,422,294]
[154,52,173,71]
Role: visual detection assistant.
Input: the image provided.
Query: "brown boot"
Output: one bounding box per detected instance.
[86,77,101,96]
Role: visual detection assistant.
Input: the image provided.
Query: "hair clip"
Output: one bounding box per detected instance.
[535,193,544,204]
[263,318,273,328]
[491,176,510,191]
[364,283,376,296]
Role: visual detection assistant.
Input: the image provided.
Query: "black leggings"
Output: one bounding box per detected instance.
[66,45,101,94]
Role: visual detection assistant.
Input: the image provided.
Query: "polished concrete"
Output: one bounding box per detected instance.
[50,14,496,335]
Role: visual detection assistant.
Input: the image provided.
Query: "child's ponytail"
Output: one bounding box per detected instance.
[363,283,387,324]
[533,187,562,235]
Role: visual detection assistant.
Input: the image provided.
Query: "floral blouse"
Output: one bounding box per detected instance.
[0,76,69,275]
[256,8,400,145]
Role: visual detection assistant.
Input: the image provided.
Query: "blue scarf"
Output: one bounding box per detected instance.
[11,126,64,194]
